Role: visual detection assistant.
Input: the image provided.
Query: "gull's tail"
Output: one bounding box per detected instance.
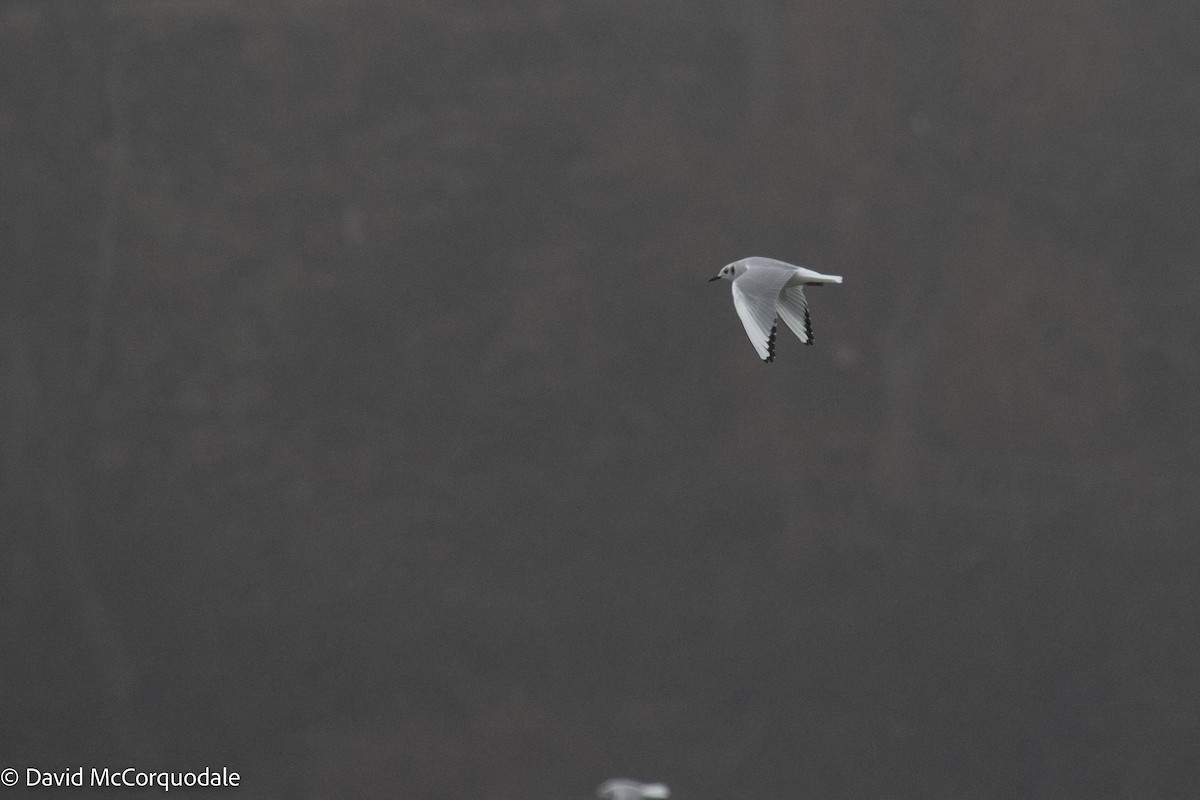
[806,273,843,285]
[640,785,670,799]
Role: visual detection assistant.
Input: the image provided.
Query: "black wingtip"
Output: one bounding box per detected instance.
[764,320,777,362]
[804,308,814,346]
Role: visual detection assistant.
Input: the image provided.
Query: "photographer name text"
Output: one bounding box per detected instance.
[3,766,239,791]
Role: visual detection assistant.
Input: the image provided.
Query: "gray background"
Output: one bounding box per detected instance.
[2,1,1198,798]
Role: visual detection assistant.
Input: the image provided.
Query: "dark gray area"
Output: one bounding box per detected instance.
[2,2,1198,798]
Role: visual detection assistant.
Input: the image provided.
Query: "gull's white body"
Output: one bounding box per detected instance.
[596,779,670,800]
[710,256,843,362]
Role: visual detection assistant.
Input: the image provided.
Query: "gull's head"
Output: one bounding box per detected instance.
[708,262,743,282]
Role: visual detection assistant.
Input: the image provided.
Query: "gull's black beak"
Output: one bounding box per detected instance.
[707,275,721,282]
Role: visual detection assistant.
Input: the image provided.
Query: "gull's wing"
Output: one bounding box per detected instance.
[777,284,814,345]
[731,267,793,362]
[597,781,670,800]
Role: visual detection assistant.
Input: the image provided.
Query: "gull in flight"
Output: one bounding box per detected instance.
[709,256,843,362]
[596,779,670,800]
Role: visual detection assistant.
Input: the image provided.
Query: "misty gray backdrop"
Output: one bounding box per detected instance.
[2,2,1198,798]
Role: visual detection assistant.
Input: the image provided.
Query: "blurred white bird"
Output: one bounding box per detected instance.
[709,256,843,362]
[596,779,670,800]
